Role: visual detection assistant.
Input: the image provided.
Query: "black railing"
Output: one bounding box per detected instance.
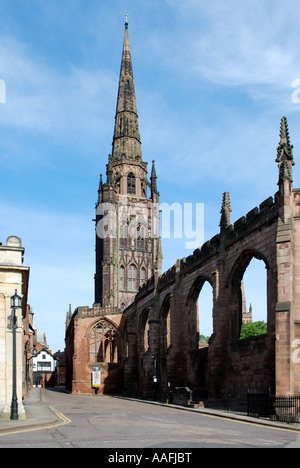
[247,392,300,424]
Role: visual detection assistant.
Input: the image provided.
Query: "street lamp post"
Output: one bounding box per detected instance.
[10,289,21,420]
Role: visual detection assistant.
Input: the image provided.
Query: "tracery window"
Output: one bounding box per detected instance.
[89,320,119,363]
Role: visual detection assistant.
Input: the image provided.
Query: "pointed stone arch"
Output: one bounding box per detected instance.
[186,275,213,305]
[227,249,269,341]
[227,249,270,288]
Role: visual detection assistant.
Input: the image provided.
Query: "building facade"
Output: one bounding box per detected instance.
[122,116,300,402]
[65,20,300,402]
[65,19,161,394]
[0,236,30,418]
[32,346,57,388]
[22,303,37,395]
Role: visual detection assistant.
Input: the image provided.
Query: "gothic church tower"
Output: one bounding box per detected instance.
[95,17,162,310]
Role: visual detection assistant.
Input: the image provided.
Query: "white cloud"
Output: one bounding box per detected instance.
[0,199,94,350]
[163,0,300,94]
[0,36,116,149]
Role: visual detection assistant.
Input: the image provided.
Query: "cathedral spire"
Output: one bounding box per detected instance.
[112,18,142,162]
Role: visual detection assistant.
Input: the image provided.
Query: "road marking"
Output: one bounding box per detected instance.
[0,407,71,437]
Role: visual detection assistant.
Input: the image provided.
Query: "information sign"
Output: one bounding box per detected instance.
[92,370,101,388]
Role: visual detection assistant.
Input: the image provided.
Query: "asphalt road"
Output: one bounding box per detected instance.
[0,388,299,450]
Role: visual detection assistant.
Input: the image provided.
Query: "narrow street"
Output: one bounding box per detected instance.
[0,388,299,449]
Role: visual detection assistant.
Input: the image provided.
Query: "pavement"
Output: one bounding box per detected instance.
[0,387,299,435]
[0,387,58,434]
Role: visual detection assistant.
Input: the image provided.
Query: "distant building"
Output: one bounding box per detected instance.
[54,350,66,386]
[242,304,253,324]
[32,344,57,388]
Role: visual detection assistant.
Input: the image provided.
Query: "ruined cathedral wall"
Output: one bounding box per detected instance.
[66,307,125,394]
[123,195,280,399]
[290,190,300,393]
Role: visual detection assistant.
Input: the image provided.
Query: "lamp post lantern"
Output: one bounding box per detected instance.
[10,289,21,420]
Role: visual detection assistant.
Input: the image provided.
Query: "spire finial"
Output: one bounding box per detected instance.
[125,13,128,28]
[151,160,158,194]
[276,116,295,183]
[220,192,232,231]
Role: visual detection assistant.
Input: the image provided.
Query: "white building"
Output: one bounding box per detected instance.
[0,236,29,419]
[32,348,57,387]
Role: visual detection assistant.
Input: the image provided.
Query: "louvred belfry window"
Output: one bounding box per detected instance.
[127,173,136,194]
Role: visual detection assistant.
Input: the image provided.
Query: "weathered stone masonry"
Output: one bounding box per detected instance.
[122,117,300,402]
[65,19,300,402]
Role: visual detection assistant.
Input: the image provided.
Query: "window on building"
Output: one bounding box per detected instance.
[37,362,51,372]
[89,320,119,363]
[128,265,137,291]
[119,266,125,289]
[137,223,146,250]
[140,268,146,287]
[127,173,136,195]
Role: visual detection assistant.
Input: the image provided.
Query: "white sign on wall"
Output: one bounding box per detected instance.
[92,370,101,388]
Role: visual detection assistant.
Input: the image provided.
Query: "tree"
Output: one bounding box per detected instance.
[199,334,210,343]
[240,321,267,340]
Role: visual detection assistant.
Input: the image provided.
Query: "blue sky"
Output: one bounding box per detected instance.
[1,0,300,351]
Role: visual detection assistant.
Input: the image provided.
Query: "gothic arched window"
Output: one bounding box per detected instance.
[119,266,125,289]
[89,320,119,363]
[128,265,137,291]
[127,173,136,195]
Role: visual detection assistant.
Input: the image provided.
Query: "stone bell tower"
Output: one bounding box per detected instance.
[95,17,162,310]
